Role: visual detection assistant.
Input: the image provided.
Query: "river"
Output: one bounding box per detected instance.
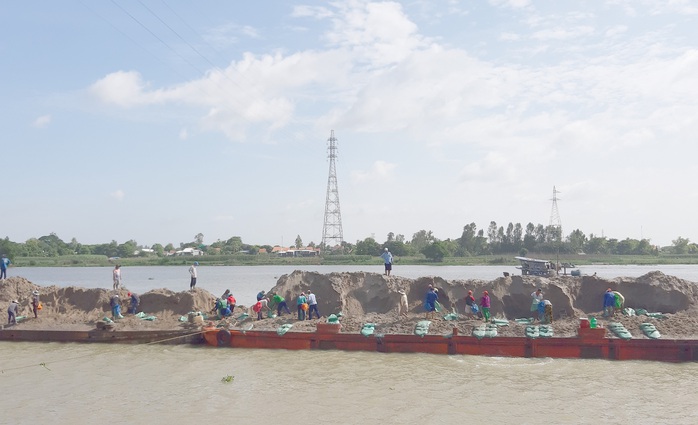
[2,264,698,424]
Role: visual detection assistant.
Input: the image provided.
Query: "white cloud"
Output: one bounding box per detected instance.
[500,32,521,41]
[292,5,334,19]
[110,189,125,201]
[89,71,150,107]
[532,25,595,40]
[351,160,397,183]
[32,114,51,128]
[489,0,531,9]
[179,128,188,140]
[605,25,628,37]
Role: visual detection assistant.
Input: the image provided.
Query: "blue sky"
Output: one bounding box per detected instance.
[2,0,698,248]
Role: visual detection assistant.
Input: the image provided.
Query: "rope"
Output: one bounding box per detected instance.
[0,329,206,374]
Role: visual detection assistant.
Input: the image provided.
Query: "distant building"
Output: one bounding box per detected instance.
[176,247,203,256]
[271,246,320,257]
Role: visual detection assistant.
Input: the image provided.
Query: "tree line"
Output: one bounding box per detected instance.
[0,221,695,262]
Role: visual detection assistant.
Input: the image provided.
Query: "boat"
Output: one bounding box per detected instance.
[514,256,555,276]
[201,322,698,363]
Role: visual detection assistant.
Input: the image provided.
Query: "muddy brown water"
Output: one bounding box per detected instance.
[1,341,696,424]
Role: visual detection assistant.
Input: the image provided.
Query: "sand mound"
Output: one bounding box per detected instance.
[267,270,698,320]
[4,271,698,339]
[0,276,217,330]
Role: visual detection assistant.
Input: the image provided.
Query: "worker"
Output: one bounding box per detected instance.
[256,290,266,301]
[613,291,625,315]
[464,290,477,319]
[398,289,409,318]
[297,292,307,321]
[530,288,543,321]
[7,300,19,325]
[271,292,291,316]
[31,290,40,318]
[480,291,491,323]
[603,288,616,317]
[110,294,123,319]
[227,293,236,314]
[128,292,140,314]
[542,300,553,324]
[424,285,438,319]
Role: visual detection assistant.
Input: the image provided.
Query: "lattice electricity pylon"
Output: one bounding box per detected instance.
[549,186,562,242]
[321,130,344,249]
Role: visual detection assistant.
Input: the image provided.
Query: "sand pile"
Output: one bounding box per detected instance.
[0,276,217,331]
[3,271,698,339]
[266,270,698,320]
[248,270,698,338]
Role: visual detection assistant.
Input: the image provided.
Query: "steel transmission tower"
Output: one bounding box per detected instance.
[321,130,344,249]
[549,186,562,241]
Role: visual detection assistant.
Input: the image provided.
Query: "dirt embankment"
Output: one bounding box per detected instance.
[3,271,698,339]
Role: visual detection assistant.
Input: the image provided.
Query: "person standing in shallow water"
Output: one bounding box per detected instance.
[380,248,393,276]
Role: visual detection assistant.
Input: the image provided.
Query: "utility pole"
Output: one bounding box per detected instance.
[549,186,562,274]
[321,130,344,250]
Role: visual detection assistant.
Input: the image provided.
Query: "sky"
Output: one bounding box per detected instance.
[2,0,698,249]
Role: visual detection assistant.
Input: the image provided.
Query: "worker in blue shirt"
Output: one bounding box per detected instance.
[603,288,616,317]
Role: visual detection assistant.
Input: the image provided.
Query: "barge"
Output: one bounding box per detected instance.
[202,323,698,362]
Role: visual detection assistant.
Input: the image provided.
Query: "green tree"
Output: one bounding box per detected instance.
[672,236,690,254]
[295,235,303,249]
[422,241,448,262]
[384,240,408,256]
[118,240,138,258]
[568,229,587,253]
[152,243,165,257]
[458,223,477,256]
[194,233,204,245]
[411,230,434,252]
[355,237,381,256]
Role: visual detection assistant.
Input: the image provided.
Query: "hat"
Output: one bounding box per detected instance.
[194,261,199,265]
[12,300,18,304]
[127,292,132,297]
[384,247,388,251]
[398,289,406,294]
[32,290,39,295]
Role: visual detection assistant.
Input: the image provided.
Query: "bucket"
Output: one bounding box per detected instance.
[590,317,597,328]
[579,318,590,328]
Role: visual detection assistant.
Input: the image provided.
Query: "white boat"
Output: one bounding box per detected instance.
[514,256,555,276]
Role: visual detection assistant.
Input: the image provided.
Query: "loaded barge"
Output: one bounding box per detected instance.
[202,323,698,363]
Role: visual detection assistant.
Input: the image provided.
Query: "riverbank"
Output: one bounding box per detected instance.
[8,252,698,268]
